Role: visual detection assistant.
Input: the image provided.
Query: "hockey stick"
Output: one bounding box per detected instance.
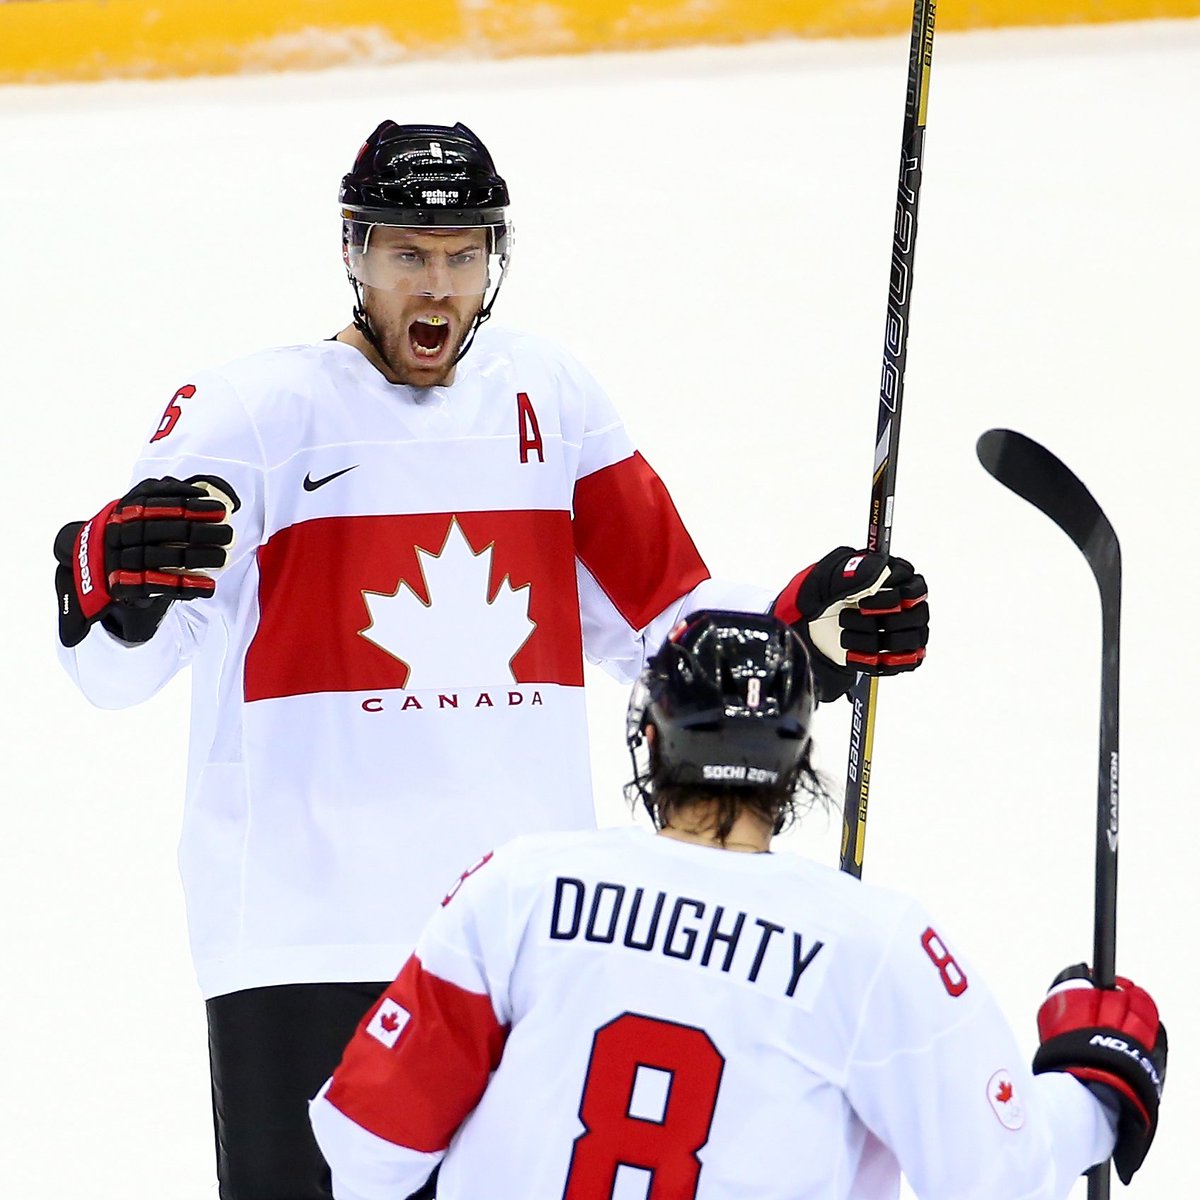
[839,0,938,878]
[976,428,1120,1200]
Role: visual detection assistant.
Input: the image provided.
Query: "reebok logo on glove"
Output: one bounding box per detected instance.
[77,519,95,595]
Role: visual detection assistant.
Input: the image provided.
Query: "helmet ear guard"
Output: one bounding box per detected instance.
[626,611,818,825]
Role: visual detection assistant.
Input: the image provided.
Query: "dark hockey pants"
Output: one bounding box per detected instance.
[206,980,437,1200]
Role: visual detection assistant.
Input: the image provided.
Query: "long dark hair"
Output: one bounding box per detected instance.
[633,734,832,844]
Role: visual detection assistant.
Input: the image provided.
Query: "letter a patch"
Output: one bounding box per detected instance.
[517,392,544,464]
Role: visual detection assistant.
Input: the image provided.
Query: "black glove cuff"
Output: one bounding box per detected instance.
[54,520,85,567]
[1033,1027,1161,1124]
[100,596,174,645]
[1034,1028,1161,1185]
[810,657,855,704]
[56,562,92,648]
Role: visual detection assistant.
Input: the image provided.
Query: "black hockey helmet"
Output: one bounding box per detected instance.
[340,120,510,231]
[626,611,816,812]
[339,120,513,368]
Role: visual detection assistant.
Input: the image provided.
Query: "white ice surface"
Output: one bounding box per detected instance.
[2,19,1197,1197]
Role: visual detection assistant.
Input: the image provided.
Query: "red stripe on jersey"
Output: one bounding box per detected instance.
[572,453,709,632]
[327,955,509,1152]
[244,510,584,702]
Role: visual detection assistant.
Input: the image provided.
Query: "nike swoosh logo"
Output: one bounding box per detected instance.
[303,465,358,492]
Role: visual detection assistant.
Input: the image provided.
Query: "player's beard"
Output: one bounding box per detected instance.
[368,296,481,388]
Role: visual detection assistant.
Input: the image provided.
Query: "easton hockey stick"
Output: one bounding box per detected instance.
[977,428,1120,1200]
[839,0,938,877]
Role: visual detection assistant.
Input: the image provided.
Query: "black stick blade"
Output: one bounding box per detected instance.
[976,429,1121,601]
[979,427,1122,1200]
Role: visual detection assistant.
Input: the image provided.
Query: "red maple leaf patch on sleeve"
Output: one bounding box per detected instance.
[381,1011,401,1033]
[995,1080,1014,1104]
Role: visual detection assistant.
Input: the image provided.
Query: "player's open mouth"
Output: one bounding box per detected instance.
[409,315,452,361]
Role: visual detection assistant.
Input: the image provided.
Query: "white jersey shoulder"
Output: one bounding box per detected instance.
[149,329,621,474]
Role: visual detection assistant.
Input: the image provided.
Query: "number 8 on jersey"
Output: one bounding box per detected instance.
[565,1013,725,1200]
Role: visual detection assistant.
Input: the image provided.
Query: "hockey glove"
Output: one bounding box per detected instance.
[1032,963,1167,1184]
[55,476,237,648]
[772,546,929,702]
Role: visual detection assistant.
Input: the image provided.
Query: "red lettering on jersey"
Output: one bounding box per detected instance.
[920,927,969,997]
[150,384,195,443]
[517,392,544,464]
[245,510,584,702]
[573,453,709,631]
[565,1013,724,1200]
[327,955,508,1152]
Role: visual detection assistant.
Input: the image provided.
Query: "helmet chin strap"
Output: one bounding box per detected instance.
[350,277,404,380]
[347,273,506,381]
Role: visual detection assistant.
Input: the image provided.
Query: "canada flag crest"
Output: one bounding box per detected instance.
[245,509,584,701]
[365,998,411,1049]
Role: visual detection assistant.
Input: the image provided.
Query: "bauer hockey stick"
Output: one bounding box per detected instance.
[977,428,1120,1200]
[839,0,938,878]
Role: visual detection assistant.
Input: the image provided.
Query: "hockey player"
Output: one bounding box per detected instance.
[311,611,1166,1200]
[52,122,930,1199]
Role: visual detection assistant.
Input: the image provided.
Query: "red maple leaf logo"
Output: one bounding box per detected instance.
[995,1080,1014,1104]
[380,1011,400,1033]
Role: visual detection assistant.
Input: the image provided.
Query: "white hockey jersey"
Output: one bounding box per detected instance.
[311,827,1116,1200]
[58,328,770,997]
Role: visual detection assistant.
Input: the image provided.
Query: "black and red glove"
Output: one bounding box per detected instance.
[773,546,929,702]
[1032,964,1167,1184]
[54,476,237,648]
